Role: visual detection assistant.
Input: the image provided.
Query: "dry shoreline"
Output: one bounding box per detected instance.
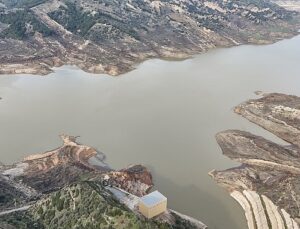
[1,30,299,78]
[1,0,300,77]
[211,93,300,229]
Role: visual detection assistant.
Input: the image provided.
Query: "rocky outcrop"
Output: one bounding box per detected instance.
[22,135,103,173]
[235,93,300,147]
[105,165,153,196]
[216,130,300,174]
[230,191,256,229]
[230,190,298,229]
[262,195,286,229]
[210,93,300,228]
[1,134,153,201]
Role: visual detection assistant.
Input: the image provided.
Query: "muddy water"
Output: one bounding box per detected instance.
[1,35,300,229]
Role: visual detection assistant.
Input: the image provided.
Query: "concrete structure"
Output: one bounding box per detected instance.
[138,191,167,219]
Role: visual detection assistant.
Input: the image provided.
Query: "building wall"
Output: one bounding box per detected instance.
[139,202,150,218]
[138,200,167,219]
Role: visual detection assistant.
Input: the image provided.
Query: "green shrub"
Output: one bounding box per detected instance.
[0,9,53,39]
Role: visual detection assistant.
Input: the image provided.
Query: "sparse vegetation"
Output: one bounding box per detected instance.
[0,0,299,76]
[0,179,25,210]
[0,0,48,9]
[48,2,140,40]
[28,181,172,229]
[0,211,44,229]
[0,9,53,39]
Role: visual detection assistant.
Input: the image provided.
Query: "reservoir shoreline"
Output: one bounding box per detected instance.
[1,30,300,78]
[1,34,300,229]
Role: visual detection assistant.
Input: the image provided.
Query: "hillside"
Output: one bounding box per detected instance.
[271,0,300,11]
[0,181,171,229]
[0,135,207,229]
[0,0,299,75]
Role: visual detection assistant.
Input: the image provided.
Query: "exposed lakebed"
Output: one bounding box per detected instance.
[1,35,300,229]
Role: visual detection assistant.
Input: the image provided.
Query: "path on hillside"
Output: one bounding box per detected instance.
[0,205,31,216]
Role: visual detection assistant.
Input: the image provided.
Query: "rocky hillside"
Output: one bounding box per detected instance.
[0,0,299,75]
[0,181,171,229]
[210,93,300,229]
[0,135,206,229]
[272,0,300,11]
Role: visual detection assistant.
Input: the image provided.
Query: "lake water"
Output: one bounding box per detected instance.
[1,35,300,229]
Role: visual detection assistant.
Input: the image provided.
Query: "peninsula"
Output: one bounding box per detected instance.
[0,135,207,228]
[210,93,300,229]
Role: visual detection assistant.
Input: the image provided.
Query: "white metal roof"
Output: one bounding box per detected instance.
[140,191,167,207]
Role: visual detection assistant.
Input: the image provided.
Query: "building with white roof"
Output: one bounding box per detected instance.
[138,190,167,219]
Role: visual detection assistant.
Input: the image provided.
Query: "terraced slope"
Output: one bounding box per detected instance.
[211,93,300,229]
